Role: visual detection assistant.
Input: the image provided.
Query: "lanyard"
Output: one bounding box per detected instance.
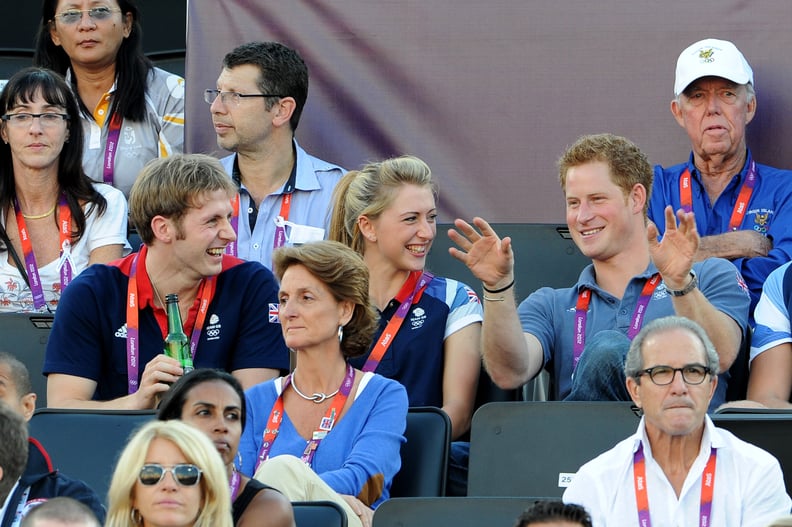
[363,271,433,372]
[124,246,217,394]
[10,486,31,527]
[573,274,661,370]
[225,189,293,257]
[102,112,123,185]
[227,162,297,257]
[229,469,241,501]
[255,364,355,471]
[226,194,240,257]
[13,194,72,310]
[679,160,756,231]
[633,443,717,527]
[273,193,292,251]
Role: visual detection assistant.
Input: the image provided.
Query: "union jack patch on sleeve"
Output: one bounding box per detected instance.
[735,272,749,296]
[467,288,481,304]
[269,303,280,323]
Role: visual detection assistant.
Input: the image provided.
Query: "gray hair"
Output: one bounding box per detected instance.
[624,316,719,382]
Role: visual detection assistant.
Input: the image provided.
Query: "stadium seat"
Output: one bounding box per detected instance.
[0,313,54,407]
[468,401,638,497]
[426,223,589,302]
[293,500,347,527]
[427,223,588,403]
[390,406,451,497]
[712,409,792,494]
[373,496,541,527]
[29,409,156,503]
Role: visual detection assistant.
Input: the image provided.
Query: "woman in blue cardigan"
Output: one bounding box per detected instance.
[238,241,408,527]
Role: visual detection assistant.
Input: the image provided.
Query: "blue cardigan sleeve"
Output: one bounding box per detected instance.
[319,377,408,508]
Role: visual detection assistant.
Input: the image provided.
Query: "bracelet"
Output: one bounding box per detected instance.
[482,279,515,294]
[666,271,698,297]
[482,294,506,302]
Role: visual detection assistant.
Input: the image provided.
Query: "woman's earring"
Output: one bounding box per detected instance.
[338,325,344,343]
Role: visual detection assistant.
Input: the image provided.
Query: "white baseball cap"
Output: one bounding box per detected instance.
[674,38,753,96]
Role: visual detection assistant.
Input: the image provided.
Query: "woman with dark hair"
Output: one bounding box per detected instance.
[34,0,184,197]
[237,240,408,527]
[158,369,295,527]
[0,67,127,312]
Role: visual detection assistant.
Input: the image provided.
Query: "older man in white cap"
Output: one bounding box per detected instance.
[648,38,792,314]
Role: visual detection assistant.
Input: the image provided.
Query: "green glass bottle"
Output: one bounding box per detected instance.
[164,294,194,374]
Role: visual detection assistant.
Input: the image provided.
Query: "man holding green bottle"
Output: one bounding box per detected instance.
[43,154,289,409]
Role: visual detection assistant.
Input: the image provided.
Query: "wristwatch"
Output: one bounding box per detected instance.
[666,271,698,297]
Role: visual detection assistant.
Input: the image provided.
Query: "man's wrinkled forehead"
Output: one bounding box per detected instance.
[681,76,741,96]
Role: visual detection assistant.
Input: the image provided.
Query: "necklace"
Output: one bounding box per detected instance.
[290,371,340,403]
[21,203,57,220]
[150,277,167,309]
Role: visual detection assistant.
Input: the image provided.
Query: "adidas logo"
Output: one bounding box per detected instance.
[115,324,128,338]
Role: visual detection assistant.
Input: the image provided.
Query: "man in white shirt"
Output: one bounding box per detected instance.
[563,315,791,527]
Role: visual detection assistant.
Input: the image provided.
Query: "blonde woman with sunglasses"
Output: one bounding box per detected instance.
[106,420,232,527]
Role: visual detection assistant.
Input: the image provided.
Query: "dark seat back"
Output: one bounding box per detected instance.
[426,223,589,301]
[0,313,54,407]
[373,496,541,527]
[712,410,792,494]
[725,326,752,402]
[292,500,347,527]
[29,409,157,503]
[468,401,638,497]
[390,406,451,497]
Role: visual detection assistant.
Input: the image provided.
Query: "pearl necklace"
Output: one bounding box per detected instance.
[290,371,340,403]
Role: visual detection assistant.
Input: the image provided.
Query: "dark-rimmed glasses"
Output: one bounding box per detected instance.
[1,113,69,127]
[636,364,711,386]
[52,6,121,25]
[204,89,285,107]
[138,463,202,487]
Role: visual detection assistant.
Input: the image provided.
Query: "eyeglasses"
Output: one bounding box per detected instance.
[1,113,69,127]
[138,464,202,487]
[636,364,712,386]
[52,6,121,25]
[204,89,285,107]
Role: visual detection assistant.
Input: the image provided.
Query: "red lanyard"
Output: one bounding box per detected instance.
[225,192,292,257]
[679,160,756,231]
[634,443,717,526]
[13,195,72,310]
[273,193,292,251]
[124,245,217,394]
[362,271,433,372]
[255,364,355,471]
[573,274,660,370]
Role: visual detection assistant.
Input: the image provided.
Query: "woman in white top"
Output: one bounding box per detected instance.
[34,0,184,197]
[0,67,127,313]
